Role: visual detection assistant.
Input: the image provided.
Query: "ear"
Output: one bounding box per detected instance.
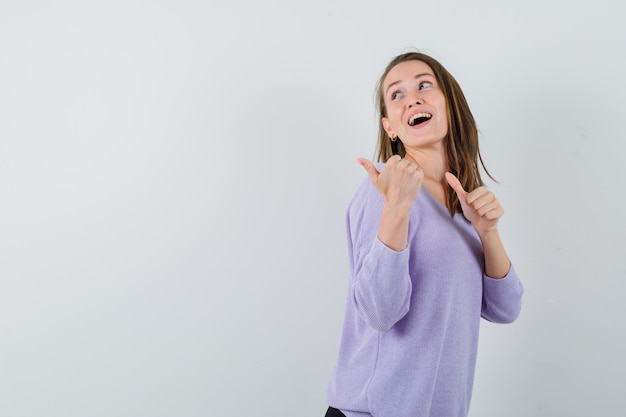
[381,117,395,139]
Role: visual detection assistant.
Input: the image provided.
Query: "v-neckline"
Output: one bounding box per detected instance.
[421,185,449,212]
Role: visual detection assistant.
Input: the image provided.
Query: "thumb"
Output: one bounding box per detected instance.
[356,157,380,185]
[445,172,467,199]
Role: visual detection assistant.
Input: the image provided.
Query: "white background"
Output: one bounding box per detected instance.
[1,1,624,416]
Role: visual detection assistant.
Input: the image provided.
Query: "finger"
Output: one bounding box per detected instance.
[356,157,380,184]
[467,189,494,211]
[480,205,504,222]
[476,200,502,218]
[465,186,489,205]
[400,158,419,170]
[386,154,402,164]
[444,172,466,198]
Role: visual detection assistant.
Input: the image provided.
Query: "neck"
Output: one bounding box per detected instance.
[403,146,450,208]
[403,146,448,181]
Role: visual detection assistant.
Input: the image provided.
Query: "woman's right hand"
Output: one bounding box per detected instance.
[357,155,423,208]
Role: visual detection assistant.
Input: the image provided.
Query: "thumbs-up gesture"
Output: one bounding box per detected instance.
[445,172,503,234]
[357,155,423,208]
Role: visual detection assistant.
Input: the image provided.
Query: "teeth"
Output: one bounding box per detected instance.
[409,113,432,126]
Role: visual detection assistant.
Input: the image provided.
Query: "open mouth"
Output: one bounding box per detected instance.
[408,112,432,127]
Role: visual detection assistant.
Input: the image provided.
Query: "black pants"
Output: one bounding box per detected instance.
[325,407,346,417]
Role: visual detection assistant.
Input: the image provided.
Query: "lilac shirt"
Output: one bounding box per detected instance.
[326,170,523,417]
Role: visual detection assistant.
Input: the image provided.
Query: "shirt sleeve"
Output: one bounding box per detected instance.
[481,264,524,324]
[346,178,413,332]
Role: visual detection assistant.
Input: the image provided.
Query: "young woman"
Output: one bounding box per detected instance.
[325,52,524,417]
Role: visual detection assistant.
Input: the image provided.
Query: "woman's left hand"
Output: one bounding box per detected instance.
[445,172,503,235]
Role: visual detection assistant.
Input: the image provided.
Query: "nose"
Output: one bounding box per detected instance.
[407,93,423,108]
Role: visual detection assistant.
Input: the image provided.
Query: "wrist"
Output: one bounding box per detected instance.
[378,202,412,252]
[383,198,414,213]
[476,226,500,242]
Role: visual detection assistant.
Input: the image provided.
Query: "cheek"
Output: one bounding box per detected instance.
[437,103,449,128]
[391,106,405,124]
[437,112,448,130]
[440,121,449,135]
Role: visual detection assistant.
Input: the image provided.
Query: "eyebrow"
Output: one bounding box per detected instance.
[385,73,434,94]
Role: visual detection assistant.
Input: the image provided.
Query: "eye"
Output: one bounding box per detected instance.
[418,81,433,90]
[391,91,402,100]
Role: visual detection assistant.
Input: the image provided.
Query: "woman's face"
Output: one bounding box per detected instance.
[381,60,449,151]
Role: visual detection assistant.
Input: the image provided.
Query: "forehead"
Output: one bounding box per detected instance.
[383,60,435,89]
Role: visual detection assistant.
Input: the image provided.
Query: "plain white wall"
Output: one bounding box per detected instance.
[1,1,624,416]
